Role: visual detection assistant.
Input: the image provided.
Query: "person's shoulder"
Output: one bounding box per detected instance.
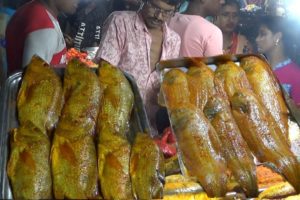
[185,15,221,35]
[108,11,137,21]
[9,1,54,30]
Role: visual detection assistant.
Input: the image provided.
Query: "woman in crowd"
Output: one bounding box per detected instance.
[215,0,252,54]
[256,15,300,105]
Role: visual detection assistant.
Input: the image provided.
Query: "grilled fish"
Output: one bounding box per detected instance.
[214,61,252,101]
[231,89,300,192]
[51,59,100,199]
[186,64,215,111]
[7,56,63,199]
[17,55,63,135]
[162,69,228,197]
[97,62,134,199]
[204,95,258,197]
[240,56,289,142]
[130,133,165,199]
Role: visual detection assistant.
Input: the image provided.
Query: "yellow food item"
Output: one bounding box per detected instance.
[214,61,252,101]
[51,59,100,199]
[130,133,164,199]
[17,55,63,136]
[7,56,63,199]
[162,69,228,197]
[241,56,289,143]
[97,62,134,199]
[231,89,300,193]
[186,64,215,111]
[161,69,191,110]
[258,182,296,199]
[204,95,258,197]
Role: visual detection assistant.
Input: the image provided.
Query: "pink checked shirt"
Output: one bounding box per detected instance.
[95,11,181,134]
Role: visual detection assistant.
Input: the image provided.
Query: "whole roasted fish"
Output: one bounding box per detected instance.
[51,59,100,199]
[240,56,289,142]
[186,64,215,111]
[214,61,252,101]
[17,55,63,135]
[130,133,165,199]
[97,62,134,199]
[7,56,63,199]
[231,89,300,192]
[204,95,258,197]
[162,69,228,197]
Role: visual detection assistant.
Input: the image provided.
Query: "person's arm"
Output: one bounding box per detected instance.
[180,20,223,57]
[203,27,223,57]
[22,28,59,67]
[94,13,125,66]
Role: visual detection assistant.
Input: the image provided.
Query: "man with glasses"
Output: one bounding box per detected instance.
[95,0,182,135]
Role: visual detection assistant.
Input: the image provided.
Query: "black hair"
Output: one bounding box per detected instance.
[258,15,299,60]
[143,0,185,9]
[223,0,240,11]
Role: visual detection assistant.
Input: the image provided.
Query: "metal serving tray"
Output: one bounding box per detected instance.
[0,69,150,199]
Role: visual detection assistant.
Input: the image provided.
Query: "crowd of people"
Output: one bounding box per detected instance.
[1,0,300,135]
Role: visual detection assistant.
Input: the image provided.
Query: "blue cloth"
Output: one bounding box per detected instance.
[0,7,15,16]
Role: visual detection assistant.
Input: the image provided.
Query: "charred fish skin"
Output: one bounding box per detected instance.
[7,127,52,199]
[97,62,134,199]
[51,60,100,199]
[17,56,63,136]
[231,90,300,193]
[214,61,252,100]
[130,133,165,199]
[162,69,228,197]
[204,96,258,197]
[240,56,289,142]
[186,64,215,111]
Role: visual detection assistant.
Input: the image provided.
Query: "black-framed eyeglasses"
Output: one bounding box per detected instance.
[146,1,175,18]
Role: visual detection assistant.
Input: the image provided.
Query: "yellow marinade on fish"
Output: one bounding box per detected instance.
[51,59,100,199]
[17,55,63,135]
[97,61,134,199]
[204,95,258,197]
[130,133,165,199]
[214,61,252,101]
[7,56,63,199]
[162,69,228,197]
[240,56,289,143]
[186,64,215,111]
[231,89,300,193]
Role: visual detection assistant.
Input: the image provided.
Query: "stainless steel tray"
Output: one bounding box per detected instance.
[0,69,150,199]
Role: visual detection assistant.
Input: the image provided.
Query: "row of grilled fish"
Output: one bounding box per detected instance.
[161,56,300,197]
[7,56,164,199]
